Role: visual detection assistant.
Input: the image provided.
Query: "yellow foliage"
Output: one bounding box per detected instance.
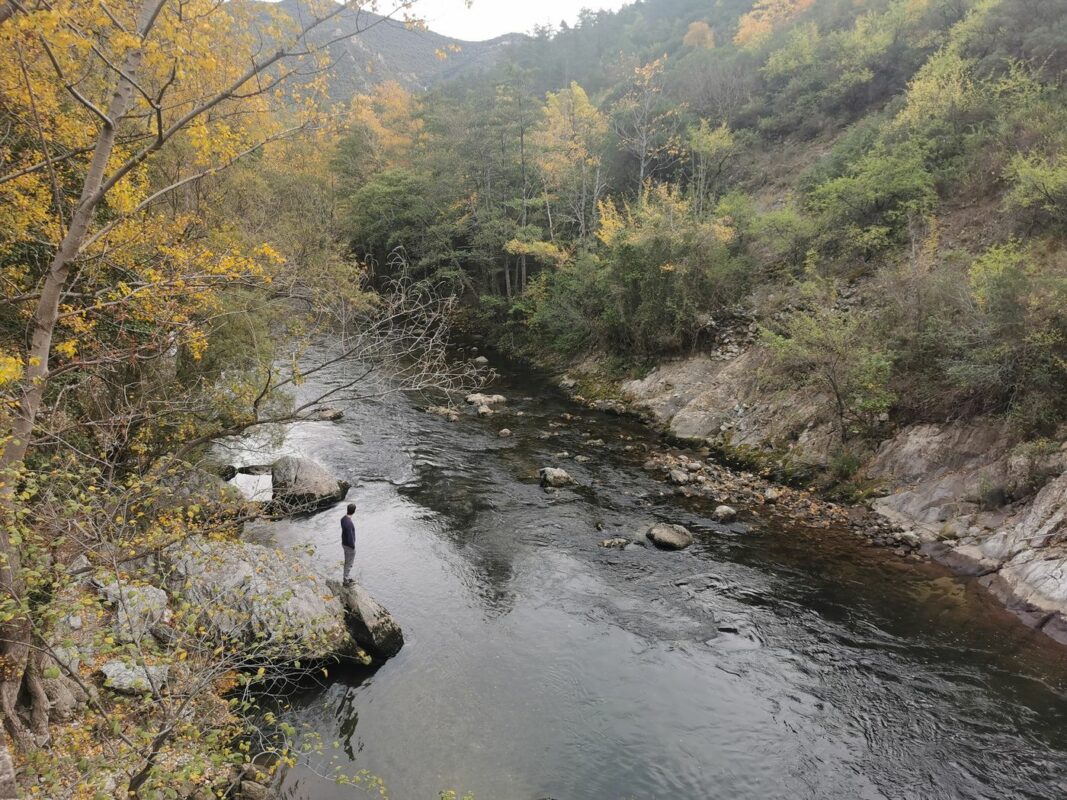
[683,21,716,49]
[734,0,816,49]
[0,354,23,386]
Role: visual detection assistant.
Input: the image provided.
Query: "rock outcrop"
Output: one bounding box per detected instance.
[624,354,1067,643]
[96,581,169,643]
[270,455,349,513]
[165,540,406,661]
[333,581,404,658]
[166,540,356,661]
[622,352,836,467]
[101,661,169,695]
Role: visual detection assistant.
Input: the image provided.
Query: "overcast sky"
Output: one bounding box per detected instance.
[411,0,631,40]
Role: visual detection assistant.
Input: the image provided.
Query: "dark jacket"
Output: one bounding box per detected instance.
[341,515,355,549]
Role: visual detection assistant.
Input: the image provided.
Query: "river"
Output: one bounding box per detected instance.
[229,351,1067,800]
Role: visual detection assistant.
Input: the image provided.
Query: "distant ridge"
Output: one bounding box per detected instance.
[249,0,527,101]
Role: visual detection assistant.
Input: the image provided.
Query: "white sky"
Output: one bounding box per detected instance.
[411,0,631,40]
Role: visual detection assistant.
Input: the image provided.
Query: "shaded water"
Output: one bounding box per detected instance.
[233,354,1067,800]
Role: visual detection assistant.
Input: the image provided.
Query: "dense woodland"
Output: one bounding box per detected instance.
[0,0,1066,795]
[338,0,1067,439]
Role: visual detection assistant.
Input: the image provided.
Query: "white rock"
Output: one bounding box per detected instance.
[714,505,738,523]
[539,467,575,488]
[466,393,506,406]
[271,456,349,512]
[101,661,168,695]
[97,582,168,643]
[646,523,694,550]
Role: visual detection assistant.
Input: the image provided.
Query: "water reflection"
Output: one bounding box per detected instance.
[251,355,1067,800]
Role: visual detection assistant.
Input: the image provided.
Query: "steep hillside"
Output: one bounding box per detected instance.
[250,0,526,100]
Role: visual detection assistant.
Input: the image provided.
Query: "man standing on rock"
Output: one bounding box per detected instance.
[341,503,357,586]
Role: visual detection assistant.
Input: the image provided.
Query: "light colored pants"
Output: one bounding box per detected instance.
[343,546,356,582]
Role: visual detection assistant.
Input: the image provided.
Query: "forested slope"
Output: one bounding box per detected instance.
[337,0,1067,452]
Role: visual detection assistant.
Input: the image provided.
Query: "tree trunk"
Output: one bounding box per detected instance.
[0,0,155,754]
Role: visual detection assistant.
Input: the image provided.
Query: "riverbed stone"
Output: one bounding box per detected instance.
[714,505,738,523]
[309,406,344,421]
[270,455,349,513]
[600,537,630,549]
[426,405,460,422]
[466,393,506,406]
[472,356,490,367]
[646,523,694,550]
[668,468,690,485]
[539,467,575,488]
[499,428,512,438]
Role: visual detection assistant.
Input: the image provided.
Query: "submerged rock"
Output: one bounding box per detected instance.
[426,405,460,422]
[498,428,513,438]
[309,406,344,421]
[477,404,493,418]
[271,455,349,513]
[472,356,490,367]
[539,467,575,488]
[646,523,694,550]
[600,537,630,549]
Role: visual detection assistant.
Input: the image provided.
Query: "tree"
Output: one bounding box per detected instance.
[687,120,735,216]
[532,82,608,241]
[683,20,715,49]
[611,57,682,200]
[734,0,816,50]
[0,0,425,765]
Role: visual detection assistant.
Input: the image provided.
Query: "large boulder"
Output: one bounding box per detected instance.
[96,581,169,643]
[101,660,169,695]
[166,540,357,662]
[646,523,694,550]
[270,456,349,513]
[333,581,404,658]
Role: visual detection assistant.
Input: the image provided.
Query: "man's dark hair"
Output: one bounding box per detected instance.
[347,503,357,515]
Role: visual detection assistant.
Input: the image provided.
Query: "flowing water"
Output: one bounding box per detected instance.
[229,352,1067,800]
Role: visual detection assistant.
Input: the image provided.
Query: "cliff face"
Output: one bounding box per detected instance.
[617,348,1067,645]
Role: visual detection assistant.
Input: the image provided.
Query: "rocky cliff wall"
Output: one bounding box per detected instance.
[610,350,1067,645]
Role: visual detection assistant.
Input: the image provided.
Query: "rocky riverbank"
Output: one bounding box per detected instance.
[23,448,403,800]
[541,347,1067,646]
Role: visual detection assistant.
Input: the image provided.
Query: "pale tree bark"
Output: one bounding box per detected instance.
[0,0,166,752]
